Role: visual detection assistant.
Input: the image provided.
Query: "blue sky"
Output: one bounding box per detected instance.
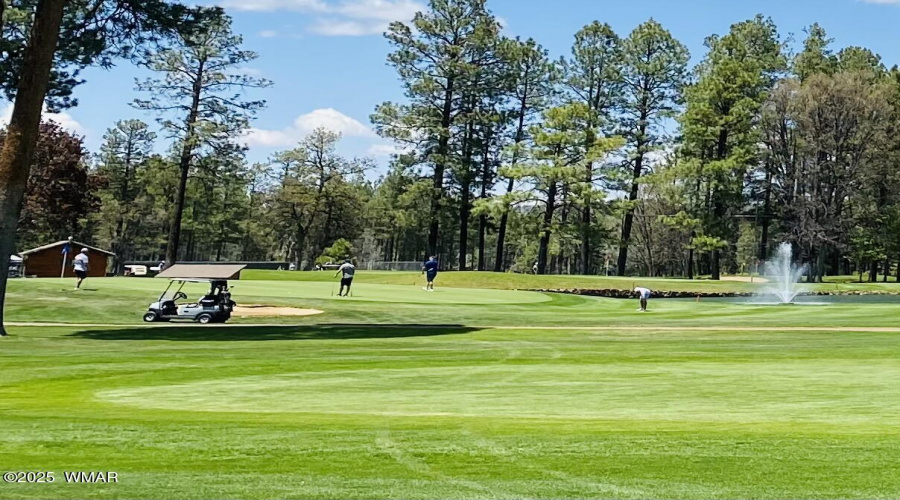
[8,0,900,167]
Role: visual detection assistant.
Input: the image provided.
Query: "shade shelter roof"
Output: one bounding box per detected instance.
[156,264,246,280]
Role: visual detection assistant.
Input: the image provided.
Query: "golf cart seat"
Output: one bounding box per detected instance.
[199,295,218,307]
[159,299,178,315]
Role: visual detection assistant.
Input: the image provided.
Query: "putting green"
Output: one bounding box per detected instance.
[97,360,900,426]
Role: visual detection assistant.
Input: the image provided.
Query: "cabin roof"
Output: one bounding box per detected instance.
[20,240,115,257]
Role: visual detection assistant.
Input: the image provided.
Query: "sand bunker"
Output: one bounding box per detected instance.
[232,305,324,318]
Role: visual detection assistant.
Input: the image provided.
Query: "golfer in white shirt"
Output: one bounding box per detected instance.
[73,248,89,290]
[634,287,651,312]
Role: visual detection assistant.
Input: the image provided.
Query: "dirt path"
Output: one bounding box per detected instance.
[5,322,900,333]
[721,276,770,283]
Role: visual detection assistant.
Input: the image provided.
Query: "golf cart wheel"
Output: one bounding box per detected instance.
[196,313,213,324]
[143,312,159,323]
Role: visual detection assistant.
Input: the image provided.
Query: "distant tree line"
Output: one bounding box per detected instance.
[7,0,900,288]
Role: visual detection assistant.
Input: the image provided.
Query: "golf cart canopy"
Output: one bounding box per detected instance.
[156,264,246,280]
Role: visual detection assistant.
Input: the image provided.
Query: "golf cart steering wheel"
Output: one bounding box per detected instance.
[175,292,188,301]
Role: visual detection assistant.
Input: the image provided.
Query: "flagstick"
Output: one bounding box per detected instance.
[61,237,73,280]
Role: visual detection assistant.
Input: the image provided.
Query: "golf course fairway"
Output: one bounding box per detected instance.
[2,272,900,499]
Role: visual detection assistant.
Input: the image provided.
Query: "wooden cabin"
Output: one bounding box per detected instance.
[19,241,115,278]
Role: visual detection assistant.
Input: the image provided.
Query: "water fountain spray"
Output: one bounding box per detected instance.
[762,242,807,304]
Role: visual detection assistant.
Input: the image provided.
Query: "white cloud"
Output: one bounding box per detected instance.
[0,104,85,135]
[231,66,264,77]
[310,19,379,36]
[223,0,328,11]
[332,0,421,22]
[244,108,374,147]
[258,29,279,38]
[222,0,424,37]
[366,143,410,157]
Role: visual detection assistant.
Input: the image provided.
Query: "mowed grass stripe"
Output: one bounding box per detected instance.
[94,360,900,425]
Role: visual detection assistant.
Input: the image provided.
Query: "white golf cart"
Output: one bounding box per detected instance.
[123,264,148,277]
[8,254,23,278]
[143,278,236,324]
[143,264,246,324]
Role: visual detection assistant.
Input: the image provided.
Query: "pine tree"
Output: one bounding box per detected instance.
[94,119,157,272]
[0,0,206,335]
[269,129,370,269]
[493,37,556,272]
[614,19,689,276]
[133,12,270,266]
[793,23,835,82]
[508,104,621,274]
[561,21,622,274]
[681,15,786,279]
[372,0,501,259]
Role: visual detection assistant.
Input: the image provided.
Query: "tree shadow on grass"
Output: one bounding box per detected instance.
[65,324,478,342]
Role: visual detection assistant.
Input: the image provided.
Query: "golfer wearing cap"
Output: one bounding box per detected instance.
[634,286,651,312]
[73,248,89,290]
[334,259,356,297]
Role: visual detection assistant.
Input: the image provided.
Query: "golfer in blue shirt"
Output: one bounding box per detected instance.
[422,256,438,292]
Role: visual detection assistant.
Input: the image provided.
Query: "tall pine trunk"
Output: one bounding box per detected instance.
[896,250,900,282]
[537,181,558,275]
[758,166,773,261]
[429,79,455,258]
[494,177,514,272]
[687,245,695,280]
[294,224,306,270]
[477,213,487,271]
[710,127,729,281]
[616,113,649,276]
[895,251,900,282]
[477,135,491,271]
[457,122,474,271]
[816,247,826,283]
[580,152,592,275]
[477,197,487,273]
[458,180,471,271]
[495,92,528,272]
[165,58,205,267]
[0,0,67,336]
[112,142,135,274]
[616,152,644,276]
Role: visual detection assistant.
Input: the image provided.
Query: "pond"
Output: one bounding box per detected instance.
[669,294,900,305]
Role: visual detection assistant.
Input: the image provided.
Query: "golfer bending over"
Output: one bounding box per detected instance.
[634,286,651,312]
[422,256,438,291]
[334,259,355,297]
[74,248,89,290]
